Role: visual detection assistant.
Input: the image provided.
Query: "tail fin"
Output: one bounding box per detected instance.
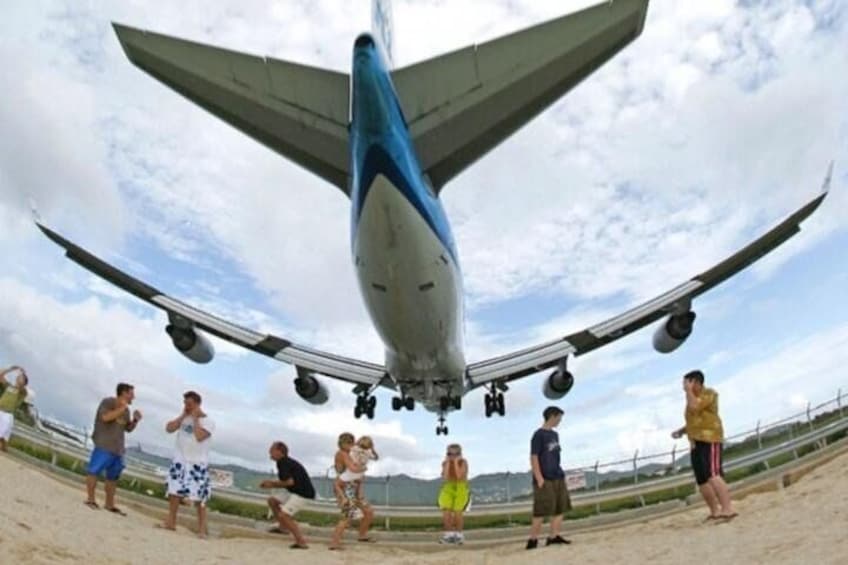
[372,0,395,67]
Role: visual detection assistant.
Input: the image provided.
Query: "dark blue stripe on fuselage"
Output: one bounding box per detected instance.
[349,36,458,265]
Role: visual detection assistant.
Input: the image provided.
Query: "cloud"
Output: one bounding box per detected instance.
[1,0,846,479]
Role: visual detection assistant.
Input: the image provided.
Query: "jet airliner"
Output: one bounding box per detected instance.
[39,0,831,434]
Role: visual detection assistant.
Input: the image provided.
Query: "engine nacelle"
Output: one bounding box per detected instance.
[294,371,329,405]
[652,311,697,354]
[543,368,575,400]
[166,324,215,364]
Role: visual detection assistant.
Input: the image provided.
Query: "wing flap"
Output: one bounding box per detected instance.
[113,24,351,193]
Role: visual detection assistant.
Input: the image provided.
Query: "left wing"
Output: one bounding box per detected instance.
[467,164,833,388]
[37,223,392,390]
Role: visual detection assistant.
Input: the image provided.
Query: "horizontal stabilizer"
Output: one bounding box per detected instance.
[113,24,351,193]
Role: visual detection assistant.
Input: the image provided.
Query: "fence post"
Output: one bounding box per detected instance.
[806,402,814,432]
[594,460,601,515]
[670,444,677,474]
[632,450,639,485]
[384,475,391,531]
[838,389,844,418]
[756,420,762,449]
[505,471,512,525]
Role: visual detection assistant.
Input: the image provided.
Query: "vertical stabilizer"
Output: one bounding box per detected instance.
[372,0,395,67]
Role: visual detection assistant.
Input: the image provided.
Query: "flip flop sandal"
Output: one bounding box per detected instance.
[268,526,288,534]
[105,507,127,516]
[289,544,308,549]
[83,501,100,510]
[357,537,377,543]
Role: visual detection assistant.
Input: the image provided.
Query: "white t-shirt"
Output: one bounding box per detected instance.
[174,416,215,464]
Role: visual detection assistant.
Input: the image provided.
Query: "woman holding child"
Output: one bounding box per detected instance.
[328,432,377,550]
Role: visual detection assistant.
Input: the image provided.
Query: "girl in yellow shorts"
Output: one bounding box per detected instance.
[438,443,470,544]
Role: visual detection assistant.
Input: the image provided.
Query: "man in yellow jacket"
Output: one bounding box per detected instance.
[671,370,737,521]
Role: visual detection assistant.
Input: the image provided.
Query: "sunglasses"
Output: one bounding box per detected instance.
[446,452,460,456]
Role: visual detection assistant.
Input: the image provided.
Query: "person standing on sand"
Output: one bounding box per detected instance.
[438,443,470,545]
[671,370,737,522]
[260,441,315,549]
[160,391,215,538]
[328,432,376,550]
[84,383,142,515]
[526,406,572,550]
[0,366,30,452]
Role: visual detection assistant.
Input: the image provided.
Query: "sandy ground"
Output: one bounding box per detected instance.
[1,451,847,565]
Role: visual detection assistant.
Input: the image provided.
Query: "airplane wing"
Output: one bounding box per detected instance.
[37,223,392,390]
[112,24,351,194]
[466,164,833,388]
[392,0,650,191]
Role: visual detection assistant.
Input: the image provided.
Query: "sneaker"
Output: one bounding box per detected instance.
[454,532,464,545]
[525,538,538,550]
[546,535,572,546]
[439,533,456,544]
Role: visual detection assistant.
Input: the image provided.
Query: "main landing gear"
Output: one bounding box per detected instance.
[435,395,460,435]
[391,395,415,411]
[354,393,376,420]
[484,382,507,417]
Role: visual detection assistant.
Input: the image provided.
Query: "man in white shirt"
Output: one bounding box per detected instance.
[159,390,215,538]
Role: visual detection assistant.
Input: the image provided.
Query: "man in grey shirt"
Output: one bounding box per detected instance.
[84,383,142,515]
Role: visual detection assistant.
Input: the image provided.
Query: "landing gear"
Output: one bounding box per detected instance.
[354,394,376,419]
[436,414,449,436]
[484,383,507,417]
[391,395,415,411]
[439,395,461,411]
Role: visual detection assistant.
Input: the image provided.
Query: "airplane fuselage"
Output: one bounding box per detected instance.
[349,35,466,411]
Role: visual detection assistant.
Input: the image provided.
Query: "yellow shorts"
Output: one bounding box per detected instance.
[438,480,470,512]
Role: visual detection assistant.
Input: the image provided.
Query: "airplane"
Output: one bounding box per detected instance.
[38,0,832,435]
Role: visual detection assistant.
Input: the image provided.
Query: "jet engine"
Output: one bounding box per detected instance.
[543,367,575,400]
[294,371,330,405]
[652,311,696,353]
[166,324,214,364]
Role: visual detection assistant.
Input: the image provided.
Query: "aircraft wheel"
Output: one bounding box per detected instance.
[496,393,506,416]
[404,396,415,410]
[392,397,402,411]
[354,405,363,419]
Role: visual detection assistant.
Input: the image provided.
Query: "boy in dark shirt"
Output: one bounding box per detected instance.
[527,406,572,550]
[260,441,316,549]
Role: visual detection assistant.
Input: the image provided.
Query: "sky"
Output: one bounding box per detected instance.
[1,0,846,479]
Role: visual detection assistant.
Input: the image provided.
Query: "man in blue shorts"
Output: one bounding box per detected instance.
[84,383,142,515]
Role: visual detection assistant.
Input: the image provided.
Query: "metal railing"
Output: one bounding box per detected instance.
[10,388,848,519]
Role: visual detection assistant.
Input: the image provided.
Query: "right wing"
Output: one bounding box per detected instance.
[37,223,392,391]
[112,24,351,194]
[392,0,650,191]
[467,164,833,387]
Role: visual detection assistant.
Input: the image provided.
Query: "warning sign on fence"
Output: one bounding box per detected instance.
[565,471,587,491]
[209,468,234,488]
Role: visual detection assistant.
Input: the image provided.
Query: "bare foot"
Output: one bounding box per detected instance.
[155,523,176,531]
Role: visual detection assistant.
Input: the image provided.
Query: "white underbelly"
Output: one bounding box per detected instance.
[353,174,465,401]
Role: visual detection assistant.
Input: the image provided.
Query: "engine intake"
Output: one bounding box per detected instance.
[543,368,574,400]
[652,311,696,353]
[294,369,329,405]
[166,324,214,364]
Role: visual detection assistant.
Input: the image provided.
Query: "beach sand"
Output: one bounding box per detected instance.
[1,450,846,564]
